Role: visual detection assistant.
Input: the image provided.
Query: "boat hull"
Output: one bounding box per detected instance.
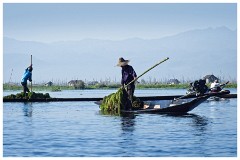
[121,95,210,114]
[3,90,234,103]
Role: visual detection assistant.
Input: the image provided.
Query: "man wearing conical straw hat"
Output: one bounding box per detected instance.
[117,57,137,109]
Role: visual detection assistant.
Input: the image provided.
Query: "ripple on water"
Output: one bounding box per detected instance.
[3,90,237,157]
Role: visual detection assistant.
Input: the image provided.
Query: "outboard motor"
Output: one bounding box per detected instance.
[187,79,209,95]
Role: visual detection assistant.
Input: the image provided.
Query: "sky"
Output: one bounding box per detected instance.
[3,3,237,42]
[2,2,238,83]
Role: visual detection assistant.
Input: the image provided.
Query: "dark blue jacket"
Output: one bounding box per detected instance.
[21,68,32,83]
[121,65,137,85]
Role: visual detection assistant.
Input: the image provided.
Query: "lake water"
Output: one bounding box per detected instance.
[3,89,237,157]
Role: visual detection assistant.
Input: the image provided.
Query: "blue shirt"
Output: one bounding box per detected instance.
[21,68,32,83]
[121,65,137,85]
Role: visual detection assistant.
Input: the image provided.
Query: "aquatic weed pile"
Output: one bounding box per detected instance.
[100,88,144,113]
[4,92,51,99]
[100,88,129,113]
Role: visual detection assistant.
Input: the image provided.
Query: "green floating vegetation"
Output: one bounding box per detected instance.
[100,88,129,113]
[51,86,61,92]
[100,88,144,114]
[4,92,51,99]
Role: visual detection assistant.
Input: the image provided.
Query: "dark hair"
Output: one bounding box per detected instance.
[28,67,33,72]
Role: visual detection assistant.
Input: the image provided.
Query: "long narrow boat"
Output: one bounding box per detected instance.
[3,90,235,103]
[3,97,103,102]
[100,90,232,114]
[137,90,232,101]
[121,95,210,114]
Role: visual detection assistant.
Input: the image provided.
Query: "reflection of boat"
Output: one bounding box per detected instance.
[207,96,227,101]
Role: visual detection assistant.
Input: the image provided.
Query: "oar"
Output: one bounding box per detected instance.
[30,55,32,92]
[220,81,229,90]
[210,81,229,91]
[124,57,169,88]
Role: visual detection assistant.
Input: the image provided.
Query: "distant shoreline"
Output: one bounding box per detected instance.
[3,83,237,91]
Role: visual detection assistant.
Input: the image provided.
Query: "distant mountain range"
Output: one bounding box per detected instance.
[3,26,237,83]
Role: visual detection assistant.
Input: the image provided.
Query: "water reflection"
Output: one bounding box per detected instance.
[118,113,137,156]
[99,110,209,133]
[22,102,33,117]
[121,113,136,132]
[187,114,208,134]
[98,110,136,132]
[164,113,209,134]
[206,98,230,106]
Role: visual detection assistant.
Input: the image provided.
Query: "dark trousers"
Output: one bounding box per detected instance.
[126,84,135,103]
[21,82,29,96]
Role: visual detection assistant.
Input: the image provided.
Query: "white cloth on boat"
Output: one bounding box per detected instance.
[210,82,220,90]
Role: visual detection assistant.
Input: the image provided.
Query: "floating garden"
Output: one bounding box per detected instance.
[4,92,51,100]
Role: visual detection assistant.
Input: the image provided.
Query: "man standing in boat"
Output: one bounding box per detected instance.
[210,79,222,92]
[117,57,137,106]
[21,64,33,97]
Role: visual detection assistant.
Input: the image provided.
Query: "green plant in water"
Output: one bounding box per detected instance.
[100,88,143,114]
[3,92,51,99]
[51,86,61,92]
[28,92,51,99]
[100,88,129,114]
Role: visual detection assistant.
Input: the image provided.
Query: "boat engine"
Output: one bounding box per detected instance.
[187,79,209,95]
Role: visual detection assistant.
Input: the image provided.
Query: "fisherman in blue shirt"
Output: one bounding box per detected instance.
[21,65,33,96]
[117,57,137,108]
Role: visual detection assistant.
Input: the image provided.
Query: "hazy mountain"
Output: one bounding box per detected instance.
[3,26,237,83]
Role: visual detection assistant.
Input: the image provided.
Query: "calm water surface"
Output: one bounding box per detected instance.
[3,89,237,157]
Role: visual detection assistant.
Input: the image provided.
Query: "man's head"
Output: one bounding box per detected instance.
[116,57,129,67]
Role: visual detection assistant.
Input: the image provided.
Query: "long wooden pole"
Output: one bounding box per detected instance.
[125,57,169,88]
[30,55,32,92]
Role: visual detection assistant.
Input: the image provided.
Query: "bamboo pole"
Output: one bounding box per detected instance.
[125,57,169,88]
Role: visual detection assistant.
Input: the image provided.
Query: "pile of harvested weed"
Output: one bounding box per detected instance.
[100,88,130,113]
[100,88,144,113]
[4,92,51,99]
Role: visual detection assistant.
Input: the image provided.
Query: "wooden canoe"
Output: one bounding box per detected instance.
[3,90,235,103]
[99,90,232,114]
[121,95,210,114]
